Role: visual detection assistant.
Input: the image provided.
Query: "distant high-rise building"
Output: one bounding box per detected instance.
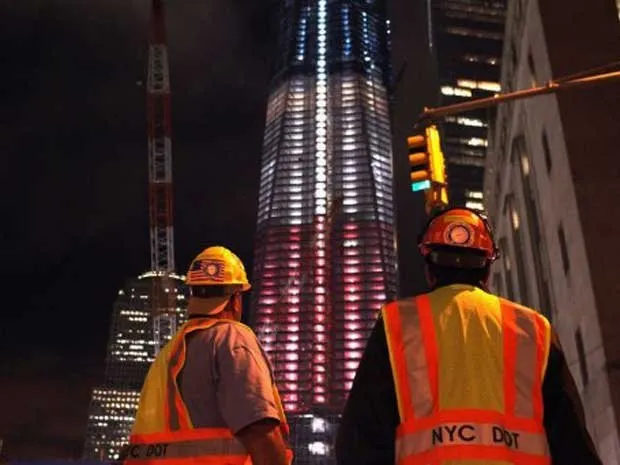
[250,1,397,463]
[82,273,187,460]
[430,0,506,209]
[484,0,620,462]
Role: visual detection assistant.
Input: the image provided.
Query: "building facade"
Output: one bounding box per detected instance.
[82,273,187,460]
[430,0,506,209]
[484,0,620,461]
[250,1,398,462]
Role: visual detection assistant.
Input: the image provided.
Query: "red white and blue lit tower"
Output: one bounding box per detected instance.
[250,1,397,462]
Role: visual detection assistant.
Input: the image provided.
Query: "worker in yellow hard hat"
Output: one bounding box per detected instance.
[336,208,602,465]
[122,246,292,465]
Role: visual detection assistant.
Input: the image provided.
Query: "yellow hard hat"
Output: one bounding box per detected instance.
[185,246,251,291]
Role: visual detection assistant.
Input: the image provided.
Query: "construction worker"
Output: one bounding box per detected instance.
[122,246,292,465]
[335,208,602,465]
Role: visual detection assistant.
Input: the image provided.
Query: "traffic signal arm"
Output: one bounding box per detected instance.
[419,69,620,122]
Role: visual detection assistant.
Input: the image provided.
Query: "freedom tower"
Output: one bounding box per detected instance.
[250,1,397,463]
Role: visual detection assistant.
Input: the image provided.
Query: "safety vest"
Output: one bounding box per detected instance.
[124,317,293,465]
[382,285,552,465]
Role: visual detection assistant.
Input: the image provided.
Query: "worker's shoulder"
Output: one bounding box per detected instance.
[201,320,261,350]
[380,295,425,314]
[381,296,418,308]
[498,296,551,323]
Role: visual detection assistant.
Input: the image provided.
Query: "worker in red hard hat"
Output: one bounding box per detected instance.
[336,207,602,465]
[121,246,292,465]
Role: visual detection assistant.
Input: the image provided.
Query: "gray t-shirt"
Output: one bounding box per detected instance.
[178,319,281,434]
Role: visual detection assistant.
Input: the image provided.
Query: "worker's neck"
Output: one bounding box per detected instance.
[431,280,489,292]
[189,310,239,321]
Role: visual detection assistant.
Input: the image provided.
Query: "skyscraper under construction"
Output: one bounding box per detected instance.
[250,1,397,463]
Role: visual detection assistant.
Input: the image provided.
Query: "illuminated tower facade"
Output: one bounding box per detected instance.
[430,0,506,209]
[250,1,397,463]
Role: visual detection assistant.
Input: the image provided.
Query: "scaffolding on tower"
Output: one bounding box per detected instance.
[146,0,177,353]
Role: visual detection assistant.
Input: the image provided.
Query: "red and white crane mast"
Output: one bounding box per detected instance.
[147,0,176,352]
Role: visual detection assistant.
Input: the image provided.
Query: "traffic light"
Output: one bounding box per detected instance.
[407,125,449,212]
[408,133,432,192]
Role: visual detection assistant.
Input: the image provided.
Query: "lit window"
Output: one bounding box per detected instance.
[465,190,484,199]
[511,209,520,229]
[466,201,484,211]
[478,81,501,92]
[345,360,359,370]
[457,79,477,89]
[311,417,327,433]
[345,341,363,350]
[521,155,530,175]
[440,86,472,97]
[445,116,486,128]
[467,138,487,147]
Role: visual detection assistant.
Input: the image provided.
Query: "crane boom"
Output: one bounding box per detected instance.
[147,0,176,353]
[147,0,174,273]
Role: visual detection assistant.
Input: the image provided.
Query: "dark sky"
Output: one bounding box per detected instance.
[0,0,432,458]
[0,0,276,458]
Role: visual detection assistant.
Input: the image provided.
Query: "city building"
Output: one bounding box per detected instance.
[249,0,398,462]
[82,273,187,460]
[484,0,620,461]
[430,0,507,209]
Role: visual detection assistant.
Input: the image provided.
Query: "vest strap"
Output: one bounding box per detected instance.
[396,420,549,463]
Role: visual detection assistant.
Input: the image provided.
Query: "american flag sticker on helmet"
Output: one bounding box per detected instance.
[189,259,226,282]
[444,222,475,246]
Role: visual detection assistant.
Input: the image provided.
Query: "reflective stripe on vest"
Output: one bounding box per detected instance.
[382,289,551,465]
[129,318,293,463]
[125,435,246,459]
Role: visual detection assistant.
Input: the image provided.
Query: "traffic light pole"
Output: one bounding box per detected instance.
[418,69,620,123]
[408,66,620,216]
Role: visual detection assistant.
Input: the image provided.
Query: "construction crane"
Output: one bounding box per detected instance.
[146,0,177,354]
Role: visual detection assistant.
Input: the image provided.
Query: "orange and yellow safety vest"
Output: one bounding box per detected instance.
[124,318,292,465]
[382,285,552,465]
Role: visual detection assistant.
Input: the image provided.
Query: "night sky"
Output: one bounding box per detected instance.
[0,0,430,458]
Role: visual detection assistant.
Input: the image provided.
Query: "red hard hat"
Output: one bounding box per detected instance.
[418,208,499,263]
